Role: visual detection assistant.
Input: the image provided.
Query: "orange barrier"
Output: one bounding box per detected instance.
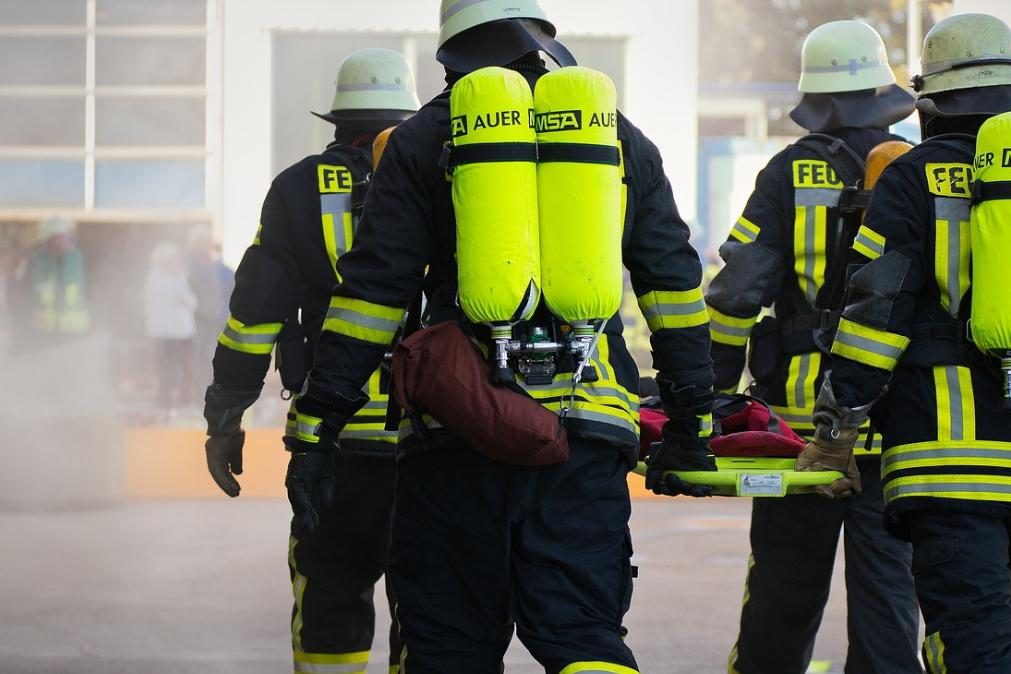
[123,427,665,500]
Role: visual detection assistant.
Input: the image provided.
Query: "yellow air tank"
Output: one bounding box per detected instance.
[534,66,623,331]
[450,67,540,332]
[970,111,1011,353]
[970,111,1011,410]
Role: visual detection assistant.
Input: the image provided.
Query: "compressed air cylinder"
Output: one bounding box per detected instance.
[969,111,1011,352]
[451,67,540,327]
[534,66,623,324]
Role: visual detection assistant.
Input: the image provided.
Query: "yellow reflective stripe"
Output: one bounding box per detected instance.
[218,315,283,355]
[933,198,971,316]
[958,366,975,441]
[882,440,1011,476]
[294,412,323,444]
[289,536,307,652]
[389,667,400,674]
[293,650,370,674]
[729,216,761,243]
[785,352,821,412]
[637,287,708,331]
[323,297,405,346]
[852,225,886,260]
[321,210,355,279]
[728,644,743,674]
[924,631,948,674]
[884,473,1011,503]
[831,317,909,371]
[558,662,639,674]
[707,304,758,347]
[698,412,713,437]
[934,366,976,442]
[253,223,262,246]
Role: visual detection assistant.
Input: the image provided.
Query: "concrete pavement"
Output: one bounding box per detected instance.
[0,498,854,673]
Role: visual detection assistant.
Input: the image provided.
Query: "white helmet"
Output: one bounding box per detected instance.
[798,20,896,94]
[436,0,575,73]
[313,48,420,125]
[790,20,915,132]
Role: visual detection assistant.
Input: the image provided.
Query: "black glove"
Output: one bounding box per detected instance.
[283,387,368,535]
[646,375,717,497]
[203,383,261,497]
[286,450,336,537]
[205,431,245,497]
[645,424,717,497]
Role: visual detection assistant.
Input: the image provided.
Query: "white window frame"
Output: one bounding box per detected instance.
[0,0,221,226]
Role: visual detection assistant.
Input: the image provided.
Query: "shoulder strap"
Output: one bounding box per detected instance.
[793,133,870,212]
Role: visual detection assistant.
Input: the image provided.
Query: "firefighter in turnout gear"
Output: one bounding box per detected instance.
[800,13,1011,674]
[289,1,715,671]
[202,48,420,674]
[711,21,921,674]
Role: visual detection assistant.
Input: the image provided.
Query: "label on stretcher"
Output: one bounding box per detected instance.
[737,473,785,497]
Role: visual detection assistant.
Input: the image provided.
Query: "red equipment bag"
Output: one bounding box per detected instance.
[392,320,570,466]
[639,394,806,459]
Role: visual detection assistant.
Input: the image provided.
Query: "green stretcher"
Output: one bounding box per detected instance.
[633,457,844,497]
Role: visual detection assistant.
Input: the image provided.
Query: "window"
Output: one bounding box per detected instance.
[0,0,212,213]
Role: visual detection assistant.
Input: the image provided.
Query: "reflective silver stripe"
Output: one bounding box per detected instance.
[340,430,397,441]
[321,193,351,261]
[794,353,813,410]
[520,383,640,413]
[441,0,491,22]
[945,366,964,441]
[886,481,1011,497]
[560,408,638,435]
[795,187,842,208]
[326,308,401,335]
[220,325,278,345]
[853,230,884,257]
[336,82,409,93]
[710,319,752,339]
[935,196,969,317]
[360,400,390,412]
[730,220,758,242]
[795,188,839,304]
[925,632,943,674]
[293,661,368,674]
[296,420,320,437]
[831,329,905,364]
[884,446,1011,471]
[642,298,707,319]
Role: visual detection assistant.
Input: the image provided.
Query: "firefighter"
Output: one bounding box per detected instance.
[286,1,716,671]
[201,48,419,674]
[709,21,921,674]
[797,13,1011,674]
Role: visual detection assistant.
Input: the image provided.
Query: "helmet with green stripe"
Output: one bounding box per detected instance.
[312,48,420,125]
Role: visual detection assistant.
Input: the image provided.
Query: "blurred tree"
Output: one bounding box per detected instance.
[700,0,953,87]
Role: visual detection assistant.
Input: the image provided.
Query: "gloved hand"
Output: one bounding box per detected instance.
[286,449,336,536]
[645,431,717,497]
[203,382,261,498]
[205,431,244,497]
[283,385,368,534]
[646,375,717,497]
[795,374,875,499]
